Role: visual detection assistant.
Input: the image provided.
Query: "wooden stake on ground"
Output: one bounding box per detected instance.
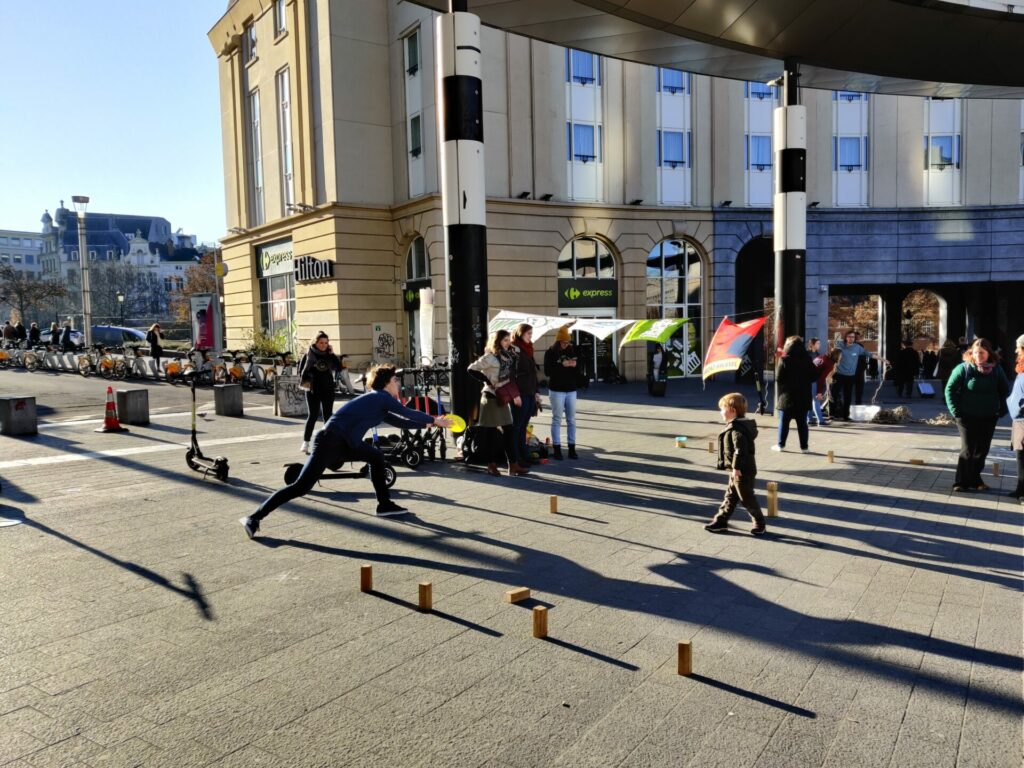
[549,495,558,514]
[506,587,531,604]
[708,441,714,453]
[360,564,373,592]
[826,450,834,463]
[909,458,926,465]
[992,462,1000,477]
[766,481,779,518]
[677,641,693,676]
[532,606,548,638]
[418,582,432,612]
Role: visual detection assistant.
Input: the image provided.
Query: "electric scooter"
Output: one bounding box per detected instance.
[185,370,230,481]
[282,456,396,488]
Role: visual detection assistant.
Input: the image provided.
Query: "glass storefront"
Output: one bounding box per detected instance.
[256,240,296,351]
[646,239,703,377]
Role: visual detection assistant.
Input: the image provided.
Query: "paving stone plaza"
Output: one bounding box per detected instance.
[0,373,1021,767]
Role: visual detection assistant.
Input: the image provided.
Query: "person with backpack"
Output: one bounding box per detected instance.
[297,331,343,455]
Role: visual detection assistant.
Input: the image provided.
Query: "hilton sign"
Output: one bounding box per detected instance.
[293,255,335,283]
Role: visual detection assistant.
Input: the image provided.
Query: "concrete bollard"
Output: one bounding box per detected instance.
[677,641,693,676]
[418,582,433,612]
[0,396,37,436]
[766,481,779,518]
[214,384,243,417]
[532,606,548,638]
[116,389,150,425]
[360,565,373,592]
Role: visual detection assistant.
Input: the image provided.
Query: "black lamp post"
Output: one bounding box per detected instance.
[116,290,125,326]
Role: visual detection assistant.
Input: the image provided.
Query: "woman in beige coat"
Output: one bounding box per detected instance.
[468,330,527,476]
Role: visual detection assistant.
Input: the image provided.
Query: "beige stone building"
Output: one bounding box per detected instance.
[209,0,1024,379]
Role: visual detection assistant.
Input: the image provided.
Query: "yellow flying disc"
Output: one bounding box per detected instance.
[445,414,467,433]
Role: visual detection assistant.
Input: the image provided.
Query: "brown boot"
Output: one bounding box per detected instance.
[485,463,501,477]
[508,462,530,476]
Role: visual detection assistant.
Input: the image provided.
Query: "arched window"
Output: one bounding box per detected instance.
[646,238,704,376]
[557,237,614,279]
[404,236,430,364]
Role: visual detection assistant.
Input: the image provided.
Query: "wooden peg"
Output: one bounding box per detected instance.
[708,441,714,454]
[992,462,1000,477]
[677,641,692,676]
[766,481,778,518]
[826,450,834,463]
[532,606,548,638]
[506,587,531,604]
[909,458,925,465]
[549,495,558,514]
[418,582,432,612]
[360,564,373,592]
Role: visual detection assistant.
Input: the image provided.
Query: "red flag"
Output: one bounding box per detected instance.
[703,317,767,380]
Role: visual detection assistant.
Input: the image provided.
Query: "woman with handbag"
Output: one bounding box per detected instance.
[510,323,541,466]
[468,330,527,476]
[945,338,1010,493]
[298,331,343,455]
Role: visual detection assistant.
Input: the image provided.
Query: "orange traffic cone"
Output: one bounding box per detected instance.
[95,386,128,433]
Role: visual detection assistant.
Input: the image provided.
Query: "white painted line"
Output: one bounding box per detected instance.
[37,404,277,430]
[0,430,302,470]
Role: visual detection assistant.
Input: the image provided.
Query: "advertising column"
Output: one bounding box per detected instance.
[189,293,222,355]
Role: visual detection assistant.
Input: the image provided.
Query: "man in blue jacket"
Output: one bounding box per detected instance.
[833,330,872,420]
[241,365,452,538]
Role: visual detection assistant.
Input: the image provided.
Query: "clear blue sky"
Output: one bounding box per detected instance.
[0,1,227,244]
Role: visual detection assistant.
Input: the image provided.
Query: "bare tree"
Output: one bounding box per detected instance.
[0,265,68,327]
[169,253,218,324]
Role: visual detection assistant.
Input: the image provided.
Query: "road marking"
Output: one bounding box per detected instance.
[37,404,277,430]
[0,430,302,470]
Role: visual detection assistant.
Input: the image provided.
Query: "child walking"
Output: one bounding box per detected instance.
[705,392,766,535]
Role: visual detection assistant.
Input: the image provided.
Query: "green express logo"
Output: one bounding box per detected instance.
[405,289,416,303]
[563,286,613,302]
[260,247,293,275]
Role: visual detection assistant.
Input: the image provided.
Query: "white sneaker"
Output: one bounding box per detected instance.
[770,445,783,452]
[800,448,810,454]
[300,441,310,455]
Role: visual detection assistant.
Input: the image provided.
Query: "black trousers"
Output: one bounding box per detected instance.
[1015,449,1024,497]
[954,416,997,489]
[854,371,866,405]
[253,431,389,522]
[304,389,335,441]
[481,425,515,465]
[713,474,765,527]
[835,374,856,418]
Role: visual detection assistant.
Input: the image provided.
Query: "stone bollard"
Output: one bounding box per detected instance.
[116,389,150,425]
[214,384,244,417]
[0,396,37,436]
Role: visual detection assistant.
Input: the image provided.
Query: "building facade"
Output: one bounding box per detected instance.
[0,230,44,276]
[209,0,1024,378]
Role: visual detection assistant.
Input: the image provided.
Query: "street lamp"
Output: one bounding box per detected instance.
[71,195,92,347]
[116,290,125,326]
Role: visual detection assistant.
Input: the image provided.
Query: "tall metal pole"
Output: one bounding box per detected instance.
[436,0,488,421]
[772,62,806,404]
[77,212,93,347]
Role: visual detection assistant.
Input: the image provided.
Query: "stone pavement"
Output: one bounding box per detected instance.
[0,372,1021,767]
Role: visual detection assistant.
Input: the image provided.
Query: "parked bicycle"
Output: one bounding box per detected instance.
[78,344,127,380]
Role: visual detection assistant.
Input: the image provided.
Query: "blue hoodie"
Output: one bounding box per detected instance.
[323,390,434,443]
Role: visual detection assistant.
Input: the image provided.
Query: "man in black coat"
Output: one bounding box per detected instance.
[893,340,921,398]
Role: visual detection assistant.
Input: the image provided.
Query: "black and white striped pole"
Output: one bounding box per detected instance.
[772,62,806,376]
[436,0,488,423]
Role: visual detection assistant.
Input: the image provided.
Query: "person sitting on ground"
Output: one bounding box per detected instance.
[241,365,453,538]
[705,392,766,536]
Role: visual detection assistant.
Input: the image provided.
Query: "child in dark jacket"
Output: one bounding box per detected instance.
[705,392,766,535]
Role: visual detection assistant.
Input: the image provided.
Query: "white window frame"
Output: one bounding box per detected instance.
[404,28,420,77]
[248,89,265,226]
[273,0,286,38]
[243,22,257,63]
[276,68,294,214]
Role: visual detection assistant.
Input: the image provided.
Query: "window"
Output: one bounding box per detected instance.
[646,239,704,376]
[1020,131,1024,166]
[25,255,33,264]
[243,22,257,63]
[658,68,689,94]
[277,68,294,212]
[925,135,959,169]
[405,29,419,76]
[746,135,772,170]
[88,250,96,260]
[566,49,600,85]
[833,136,863,170]
[0,237,6,245]
[409,114,422,158]
[567,123,599,163]
[406,236,428,280]
[833,91,867,102]
[247,89,265,225]
[11,238,20,246]
[557,237,614,279]
[0,254,8,262]
[273,0,286,37]
[745,82,777,100]
[658,130,690,168]
[164,277,172,291]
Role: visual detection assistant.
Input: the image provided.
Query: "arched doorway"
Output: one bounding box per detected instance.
[403,236,429,364]
[557,236,619,381]
[734,236,773,371]
[646,237,706,377]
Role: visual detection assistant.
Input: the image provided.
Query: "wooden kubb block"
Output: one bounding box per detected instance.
[533,606,548,638]
[549,495,558,514]
[418,582,432,612]
[360,564,373,592]
[506,587,531,604]
[677,641,692,676]
[766,481,779,518]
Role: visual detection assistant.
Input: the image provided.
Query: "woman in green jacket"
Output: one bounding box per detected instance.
[944,338,1010,493]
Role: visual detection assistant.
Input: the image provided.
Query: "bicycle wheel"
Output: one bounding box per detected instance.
[112,359,128,380]
[78,356,92,377]
[23,352,39,372]
[213,365,227,384]
[99,357,114,379]
[263,368,276,393]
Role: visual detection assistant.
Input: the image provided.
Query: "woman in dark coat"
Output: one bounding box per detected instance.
[146,323,164,374]
[510,323,540,466]
[298,331,343,455]
[773,336,817,453]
